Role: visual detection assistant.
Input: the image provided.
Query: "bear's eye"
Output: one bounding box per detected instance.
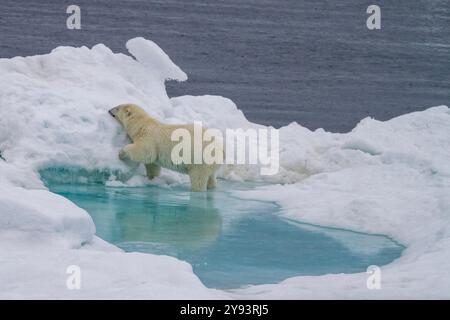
[125,109,132,117]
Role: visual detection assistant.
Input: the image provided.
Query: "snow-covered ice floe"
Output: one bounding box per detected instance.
[0,37,449,299]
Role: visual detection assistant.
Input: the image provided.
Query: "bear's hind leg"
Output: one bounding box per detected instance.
[189,168,209,192]
[207,174,217,189]
[145,163,161,180]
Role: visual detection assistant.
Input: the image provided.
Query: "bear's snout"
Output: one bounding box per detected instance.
[109,106,119,118]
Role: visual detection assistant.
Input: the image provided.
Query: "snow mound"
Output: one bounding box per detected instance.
[0,185,95,249]
[0,37,255,187]
[126,37,187,82]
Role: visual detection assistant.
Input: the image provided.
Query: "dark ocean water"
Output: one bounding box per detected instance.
[0,0,449,131]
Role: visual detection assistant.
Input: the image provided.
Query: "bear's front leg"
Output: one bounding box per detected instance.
[118,149,129,160]
[119,144,141,162]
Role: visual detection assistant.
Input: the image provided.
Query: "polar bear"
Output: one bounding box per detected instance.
[109,103,221,192]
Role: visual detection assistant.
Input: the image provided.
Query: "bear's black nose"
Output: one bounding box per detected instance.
[109,107,120,118]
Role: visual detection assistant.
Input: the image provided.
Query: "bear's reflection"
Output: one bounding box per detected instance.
[112,188,222,249]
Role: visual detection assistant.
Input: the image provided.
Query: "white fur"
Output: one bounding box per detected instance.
[111,104,221,192]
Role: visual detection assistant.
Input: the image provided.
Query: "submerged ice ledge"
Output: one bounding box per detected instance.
[39,166,134,185]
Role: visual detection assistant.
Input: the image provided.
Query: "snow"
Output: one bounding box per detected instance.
[0,185,94,248]
[230,106,450,298]
[0,240,226,299]
[0,37,449,299]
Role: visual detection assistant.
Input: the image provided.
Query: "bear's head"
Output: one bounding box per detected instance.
[109,103,155,140]
[109,103,149,127]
